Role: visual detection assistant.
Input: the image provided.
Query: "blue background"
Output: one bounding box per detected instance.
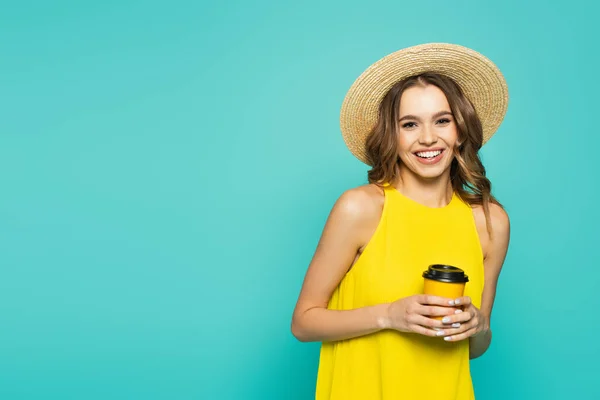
[1,0,598,399]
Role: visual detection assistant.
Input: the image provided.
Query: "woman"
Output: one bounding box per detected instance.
[291,43,511,400]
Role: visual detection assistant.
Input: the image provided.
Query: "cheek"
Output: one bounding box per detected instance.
[396,133,412,151]
[444,126,459,143]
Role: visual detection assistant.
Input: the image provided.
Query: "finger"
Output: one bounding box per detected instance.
[440,309,474,325]
[417,304,461,317]
[409,324,440,338]
[417,294,457,307]
[408,314,445,329]
[443,327,478,342]
[450,296,472,307]
[438,320,474,336]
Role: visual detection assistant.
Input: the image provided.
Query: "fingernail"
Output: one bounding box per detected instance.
[448,300,455,306]
[454,299,461,305]
[444,336,452,341]
[442,317,450,323]
[455,309,463,314]
[436,330,445,336]
[452,323,460,328]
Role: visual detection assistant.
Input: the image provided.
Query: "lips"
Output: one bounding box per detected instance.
[413,148,445,165]
[414,148,445,159]
[415,150,442,159]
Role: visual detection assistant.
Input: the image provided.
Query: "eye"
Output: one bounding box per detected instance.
[436,118,451,124]
[402,122,417,128]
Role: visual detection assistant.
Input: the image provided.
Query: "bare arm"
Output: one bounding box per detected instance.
[469,203,511,359]
[290,186,390,342]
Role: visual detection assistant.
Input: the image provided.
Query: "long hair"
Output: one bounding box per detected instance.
[365,72,502,238]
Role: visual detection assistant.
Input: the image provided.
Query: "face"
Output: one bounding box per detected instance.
[396,84,458,180]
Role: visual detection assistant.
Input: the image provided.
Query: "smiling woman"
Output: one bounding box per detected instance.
[366,72,501,234]
[393,83,459,173]
[291,43,511,400]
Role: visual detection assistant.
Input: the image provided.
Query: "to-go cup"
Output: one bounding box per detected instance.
[422,264,469,320]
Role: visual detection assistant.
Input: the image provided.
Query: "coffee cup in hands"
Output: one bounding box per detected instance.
[422,264,469,321]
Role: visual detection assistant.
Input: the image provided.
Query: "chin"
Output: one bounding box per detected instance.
[410,164,449,180]
[417,170,446,180]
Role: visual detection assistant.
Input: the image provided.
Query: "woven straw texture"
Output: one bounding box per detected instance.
[340,43,509,165]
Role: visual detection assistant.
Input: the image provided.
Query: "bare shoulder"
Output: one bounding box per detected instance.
[472,202,511,259]
[290,184,386,327]
[335,183,384,219]
[331,183,385,252]
[471,202,510,231]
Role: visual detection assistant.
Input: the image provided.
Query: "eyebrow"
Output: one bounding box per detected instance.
[398,110,453,122]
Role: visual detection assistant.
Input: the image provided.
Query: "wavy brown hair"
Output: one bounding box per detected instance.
[365,72,503,238]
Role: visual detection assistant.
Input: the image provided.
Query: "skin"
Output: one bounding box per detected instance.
[291,85,510,360]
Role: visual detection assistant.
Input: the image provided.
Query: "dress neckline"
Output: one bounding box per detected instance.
[385,183,457,211]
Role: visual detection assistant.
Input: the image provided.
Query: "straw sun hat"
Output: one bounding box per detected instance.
[340,43,509,165]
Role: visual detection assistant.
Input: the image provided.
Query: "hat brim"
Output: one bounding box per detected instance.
[340,43,509,165]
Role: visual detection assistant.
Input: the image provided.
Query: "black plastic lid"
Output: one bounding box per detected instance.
[422,264,469,283]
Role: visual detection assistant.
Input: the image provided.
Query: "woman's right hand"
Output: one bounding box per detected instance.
[386,295,461,337]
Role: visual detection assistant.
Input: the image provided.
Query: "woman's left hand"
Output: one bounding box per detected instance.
[437,296,489,342]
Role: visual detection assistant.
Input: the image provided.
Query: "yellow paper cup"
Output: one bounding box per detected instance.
[422,265,469,320]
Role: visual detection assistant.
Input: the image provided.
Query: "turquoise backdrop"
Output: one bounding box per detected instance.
[1,1,598,399]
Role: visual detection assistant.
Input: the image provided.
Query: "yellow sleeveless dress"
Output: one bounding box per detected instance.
[315,183,484,400]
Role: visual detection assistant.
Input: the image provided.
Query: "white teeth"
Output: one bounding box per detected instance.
[416,150,442,158]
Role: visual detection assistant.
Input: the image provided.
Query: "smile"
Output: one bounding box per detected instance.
[412,148,446,165]
[415,150,443,159]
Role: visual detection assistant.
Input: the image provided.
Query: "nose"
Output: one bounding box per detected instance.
[418,124,438,145]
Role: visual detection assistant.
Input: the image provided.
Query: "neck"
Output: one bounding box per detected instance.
[393,167,454,208]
